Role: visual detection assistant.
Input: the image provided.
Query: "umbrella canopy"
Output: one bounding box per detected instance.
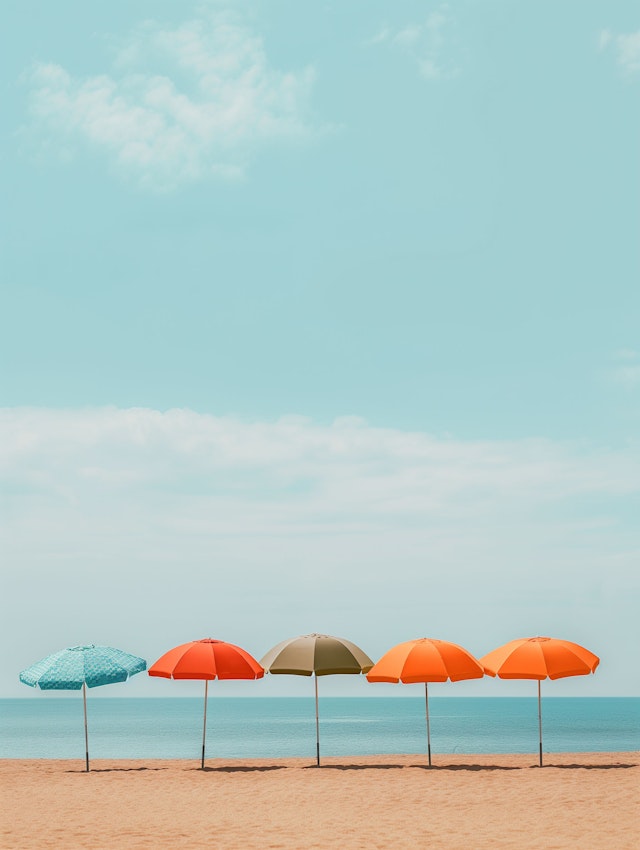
[367,638,485,765]
[261,633,374,677]
[260,633,373,765]
[480,636,600,766]
[480,636,600,681]
[148,638,264,681]
[19,644,146,771]
[367,638,484,684]
[148,638,264,768]
[20,645,146,690]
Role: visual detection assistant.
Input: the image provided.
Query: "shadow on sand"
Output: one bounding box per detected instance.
[539,762,638,770]
[415,764,521,772]
[304,763,406,771]
[304,763,520,772]
[66,767,167,773]
[303,760,639,772]
[66,760,638,774]
[199,765,287,773]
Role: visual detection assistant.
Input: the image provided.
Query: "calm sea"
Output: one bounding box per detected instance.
[1,697,638,760]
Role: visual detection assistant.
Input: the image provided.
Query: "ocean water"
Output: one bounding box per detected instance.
[1,697,638,760]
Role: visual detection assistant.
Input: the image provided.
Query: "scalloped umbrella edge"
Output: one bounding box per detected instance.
[260,633,374,766]
[148,638,264,769]
[366,638,485,766]
[19,644,147,771]
[480,636,599,767]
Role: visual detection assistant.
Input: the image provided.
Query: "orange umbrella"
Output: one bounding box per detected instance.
[149,638,264,768]
[480,636,600,766]
[367,638,485,765]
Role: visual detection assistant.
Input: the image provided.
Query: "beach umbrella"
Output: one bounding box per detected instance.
[366,638,485,765]
[19,644,147,771]
[260,633,374,766]
[148,638,264,768]
[480,636,600,766]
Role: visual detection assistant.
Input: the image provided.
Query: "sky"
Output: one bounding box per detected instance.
[1,1,639,699]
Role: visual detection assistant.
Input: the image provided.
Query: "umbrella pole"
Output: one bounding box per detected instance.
[315,675,320,767]
[537,680,543,767]
[201,680,209,770]
[82,682,89,772]
[425,682,432,767]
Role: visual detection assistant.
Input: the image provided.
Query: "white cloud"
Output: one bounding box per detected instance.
[4,406,639,523]
[610,365,640,387]
[367,6,460,80]
[612,348,640,361]
[598,28,640,73]
[366,27,392,47]
[3,407,638,697]
[598,29,613,51]
[617,31,640,72]
[22,10,321,190]
[606,349,640,386]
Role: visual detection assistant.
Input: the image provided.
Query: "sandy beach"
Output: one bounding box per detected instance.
[2,752,638,849]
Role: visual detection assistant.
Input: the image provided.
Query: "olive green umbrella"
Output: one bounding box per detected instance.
[260,633,373,766]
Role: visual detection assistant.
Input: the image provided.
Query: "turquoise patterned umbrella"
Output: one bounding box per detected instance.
[20,644,146,770]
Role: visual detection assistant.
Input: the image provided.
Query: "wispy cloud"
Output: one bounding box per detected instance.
[22,9,322,190]
[3,407,639,546]
[3,407,638,696]
[605,349,640,387]
[598,28,640,73]
[367,6,460,80]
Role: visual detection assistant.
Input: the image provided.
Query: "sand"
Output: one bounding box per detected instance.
[2,753,638,849]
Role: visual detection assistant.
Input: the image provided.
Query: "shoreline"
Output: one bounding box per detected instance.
[3,752,638,849]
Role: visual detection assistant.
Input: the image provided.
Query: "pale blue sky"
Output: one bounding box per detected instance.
[1,2,639,698]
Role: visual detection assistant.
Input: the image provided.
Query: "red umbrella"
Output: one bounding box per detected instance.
[481,636,599,766]
[149,638,264,768]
